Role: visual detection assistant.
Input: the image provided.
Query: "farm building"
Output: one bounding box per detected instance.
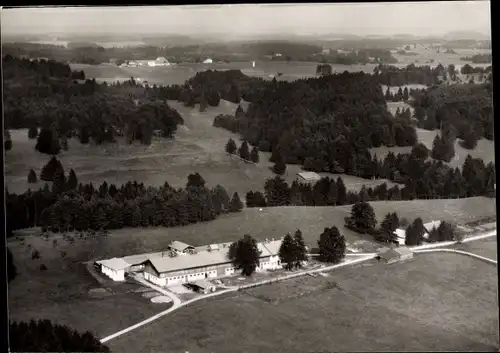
[297,171,322,183]
[423,220,442,240]
[191,280,217,294]
[98,239,284,286]
[203,58,213,64]
[97,258,130,281]
[142,239,283,286]
[378,246,413,264]
[393,228,406,245]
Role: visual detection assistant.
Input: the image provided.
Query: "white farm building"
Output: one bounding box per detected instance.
[96,258,130,281]
[96,239,284,286]
[393,220,443,245]
[203,58,213,64]
[378,246,413,264]
[297,171,322,183]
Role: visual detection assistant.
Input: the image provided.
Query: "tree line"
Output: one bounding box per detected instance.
[224,138,260,163]
[6,160,244,235]
[373,63,444,86]
[460,53,492,64]
[246,151,495,209]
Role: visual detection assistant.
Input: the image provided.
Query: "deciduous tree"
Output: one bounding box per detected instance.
[228,234,261,276]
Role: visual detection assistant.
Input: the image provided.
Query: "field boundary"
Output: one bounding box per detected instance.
[414,248,497,265]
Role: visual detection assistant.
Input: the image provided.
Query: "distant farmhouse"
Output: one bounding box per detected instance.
[120,57,170,68]
[392,220,443,245]
[96,239,285,286]
[297,171,322,184]
[203,58,213,64]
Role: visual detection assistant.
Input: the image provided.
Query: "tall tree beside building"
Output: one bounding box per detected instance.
[211,184,230,214]
[228,234,261,276]
[405,217,425,246]
[272,148,286,175]
[293,229,308,269]
[377,212,399,243]
[229,192,244,212]
[279,233,297,270]
[403,87,409,101]
[225,138,237,154]
[318,226,346,263]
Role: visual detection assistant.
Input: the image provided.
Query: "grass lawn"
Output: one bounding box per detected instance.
[7,238,172,338]
[370,128,495,169]
[107,252,498,353]
[453,237,497,261]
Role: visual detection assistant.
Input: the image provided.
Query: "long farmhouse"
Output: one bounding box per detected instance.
[96,239,284,286]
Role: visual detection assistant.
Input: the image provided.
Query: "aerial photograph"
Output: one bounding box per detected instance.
[2,2,497,352]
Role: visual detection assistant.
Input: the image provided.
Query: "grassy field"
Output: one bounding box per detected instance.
[107,252,498,353]
[5,99,397,196]
[9,197,495,264]
[370,128,495,169]
[7,242,172,339]
[454,237,497,261]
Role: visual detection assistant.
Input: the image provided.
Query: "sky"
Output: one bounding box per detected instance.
[1,2,491,39]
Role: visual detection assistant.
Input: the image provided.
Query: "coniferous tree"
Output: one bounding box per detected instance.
[36,128,61,155]
[239,140,250,161]
[28,127,38,139]
[278,233,296,270]
[345,201,377,233]
[293,229,308,269]
[225,138,237,154]
[318,226,346,263]
[67,169,78,190]
[403,87,409,101]
[405,217,425,246]
[186,172,206,188]
[378,212,399,243]
[336,177,347,205]
[27,169,37,183]
[228,234,261,276]
[229,192,244,212]
[250,146,260,163]
[272,148,286,175]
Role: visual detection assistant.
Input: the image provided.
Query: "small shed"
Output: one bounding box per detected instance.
[378,246,413,264]
[297,171,321,183]
[393,228,406,245]
[97,258,130,281]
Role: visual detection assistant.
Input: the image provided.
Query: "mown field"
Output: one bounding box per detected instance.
[454,237,497,261]
[107,252,498,353]
[7,241,172,340]
[5,98,397,196]
[9,197,495,265]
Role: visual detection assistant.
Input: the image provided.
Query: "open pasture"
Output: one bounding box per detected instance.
[7,235,172,339]
[9,197,495,265]
[5,98,397,197]
[454,237,497,261]
[107,252,498,353]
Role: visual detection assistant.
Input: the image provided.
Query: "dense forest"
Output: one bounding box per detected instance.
[373,63,444,85]
[314,48,398,65]
[3,55,184,145]
[212,71,417,175]
[6,161,243,235]
[9,319,109,352]
[246,153,495,208]
[410,83,494,147]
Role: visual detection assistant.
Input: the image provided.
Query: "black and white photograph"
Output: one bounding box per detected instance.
[2,2,497,352]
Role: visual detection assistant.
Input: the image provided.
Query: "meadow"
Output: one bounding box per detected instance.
[107,252,499,353]
[5,99,397,196]
[454,237,497,261]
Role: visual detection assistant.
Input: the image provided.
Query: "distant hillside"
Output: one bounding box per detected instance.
[444,31,490,41]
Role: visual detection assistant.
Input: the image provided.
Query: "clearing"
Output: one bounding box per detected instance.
[107,252,498,353]
[5,99,396,197]
[453,237,497,261]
